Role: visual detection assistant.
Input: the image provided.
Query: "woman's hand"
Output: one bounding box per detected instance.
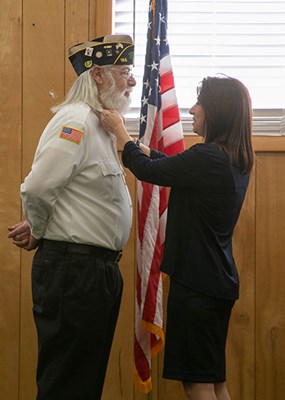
[101,109,124,133]
[101,109,151,156]
[101,110,133,146]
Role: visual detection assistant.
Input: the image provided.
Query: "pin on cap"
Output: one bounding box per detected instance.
[68,34,134,76]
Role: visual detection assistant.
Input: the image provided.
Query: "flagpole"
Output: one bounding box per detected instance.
[151,0,156,38]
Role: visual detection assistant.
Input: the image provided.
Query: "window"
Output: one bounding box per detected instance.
[114,0,285,134]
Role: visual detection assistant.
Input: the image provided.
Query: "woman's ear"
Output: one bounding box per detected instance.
[91,66,103,84]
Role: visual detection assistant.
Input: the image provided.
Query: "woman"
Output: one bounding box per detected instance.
[101,75,254,400]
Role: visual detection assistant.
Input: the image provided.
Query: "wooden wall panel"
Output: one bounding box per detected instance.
[94,0,113,38]
[0,1,22,399]
[227,173,255,400]
[256,153,285,400]
[21,1,65,398]
[22,0,65,177]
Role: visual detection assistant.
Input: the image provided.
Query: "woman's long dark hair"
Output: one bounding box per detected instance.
[197,75,254,174]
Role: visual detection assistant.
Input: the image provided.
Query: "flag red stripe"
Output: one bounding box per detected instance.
[164,139,185,156]
[138,182,153,242]
[134,337,150,381]
[142,231,163,322]
[163,105,181,130]
[149,113,159,149]
[160,71,175,93]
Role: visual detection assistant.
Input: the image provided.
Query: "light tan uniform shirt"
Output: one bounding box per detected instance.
[21,103,132,251]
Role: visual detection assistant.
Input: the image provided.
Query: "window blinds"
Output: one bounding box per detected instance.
[114,0,285,134]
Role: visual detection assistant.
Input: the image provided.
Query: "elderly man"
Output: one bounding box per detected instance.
[8,34,136,400]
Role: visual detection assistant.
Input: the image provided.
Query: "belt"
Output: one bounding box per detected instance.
[40,239,123,263]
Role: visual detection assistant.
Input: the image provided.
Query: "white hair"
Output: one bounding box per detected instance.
[51,65,115,114]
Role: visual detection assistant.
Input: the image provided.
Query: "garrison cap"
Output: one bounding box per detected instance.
[68,34,134,76]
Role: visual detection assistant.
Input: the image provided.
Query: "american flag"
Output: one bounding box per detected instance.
[133,0,184,393]
[60,126,83,144]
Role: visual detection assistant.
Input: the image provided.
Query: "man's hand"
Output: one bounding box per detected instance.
[8,220,30,246]
[8,220,39,251]
[23,235,39,251]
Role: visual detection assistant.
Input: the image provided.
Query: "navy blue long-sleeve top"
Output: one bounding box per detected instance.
[122,140,249,300]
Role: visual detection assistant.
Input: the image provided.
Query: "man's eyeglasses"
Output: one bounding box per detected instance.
[119,69,134,79]
[110,68,134,79]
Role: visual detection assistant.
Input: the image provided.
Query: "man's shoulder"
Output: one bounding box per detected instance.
[38,103,95,146]
[59,103,93,123]
[53,103,101,132]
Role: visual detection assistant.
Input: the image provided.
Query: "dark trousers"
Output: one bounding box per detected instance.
[31,245,123,400]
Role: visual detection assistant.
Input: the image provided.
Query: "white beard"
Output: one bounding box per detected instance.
[100,82,132,115]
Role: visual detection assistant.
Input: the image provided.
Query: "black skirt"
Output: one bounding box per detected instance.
[163,279,235,383]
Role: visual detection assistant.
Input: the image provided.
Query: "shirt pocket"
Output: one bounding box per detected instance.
[99,160,125,202]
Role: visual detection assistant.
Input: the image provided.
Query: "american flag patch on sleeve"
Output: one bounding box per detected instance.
[59,126,83,144]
